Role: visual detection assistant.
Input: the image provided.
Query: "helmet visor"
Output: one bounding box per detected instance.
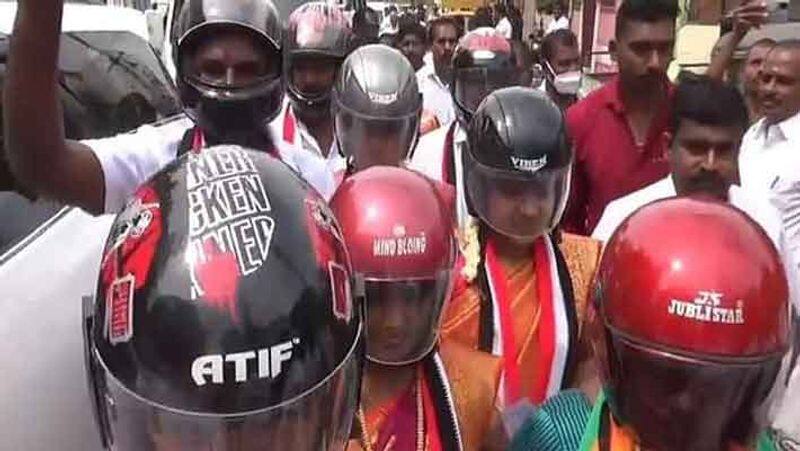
[608,333,783,451]
[180,27,282,102]
[464,153,570,241]
[334,107,419,169]
[364,272,452,365]
[453,67,518,115]
[287,55,339,104]
[87,344,361,451]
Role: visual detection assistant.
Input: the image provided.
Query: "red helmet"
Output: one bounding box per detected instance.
[592,197,790,451]
[330,166,456,365]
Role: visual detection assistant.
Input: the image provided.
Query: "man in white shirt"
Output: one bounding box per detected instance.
[269,2,351,186]
[4,0,335,217]
[592,80,800,442]
[545,3,570,36]
[494,3,513,39]
[411,29,524,225]
[411,28,521,181]
[539,28,582,110]
[593,76,795,296]
[739,40,800,195]
[416,16,460,128]
[738,42,800,445]
[395,16,428,72]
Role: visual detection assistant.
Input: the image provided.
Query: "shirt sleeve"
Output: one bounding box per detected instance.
[767,181,800,311]
[562,106,589,235]
[84,117,191,214]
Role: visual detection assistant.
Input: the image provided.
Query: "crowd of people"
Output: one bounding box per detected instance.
[2,0,800,449]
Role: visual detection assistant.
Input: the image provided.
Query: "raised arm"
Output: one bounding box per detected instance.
[4,0,105,214]
[706,1,767,82]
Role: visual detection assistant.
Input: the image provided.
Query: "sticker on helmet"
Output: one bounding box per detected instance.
[106,274,135,345]
[372,225,427,257]
[368,91,398,105]
[329,261,352,323]
[667,290,745,325]
[103,196,161,268]
[511,155,547,173]
[308,198,345,244]
[186,147,275,302]
[191,337,302,386]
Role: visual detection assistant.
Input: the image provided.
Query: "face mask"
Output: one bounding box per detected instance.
[546,61,581,96]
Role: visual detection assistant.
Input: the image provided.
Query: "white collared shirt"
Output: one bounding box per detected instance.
[269,100,347,184]
[409,122,470,226]
[495,17,512,39]
[88,112,337,213]
[592,176,798,308]
[545,16,569,35]
[409,122,463,181]
[416,63,456,129]
[739,111,800,193]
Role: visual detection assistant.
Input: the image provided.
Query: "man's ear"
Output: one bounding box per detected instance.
[662,131,674,148]
[609,39,618,62]
[661,131,674,163]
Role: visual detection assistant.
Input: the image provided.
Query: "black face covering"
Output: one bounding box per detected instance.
[177,58,283,149]
[191,85,282,149]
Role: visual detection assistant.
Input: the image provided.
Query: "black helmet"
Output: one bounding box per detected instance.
[464,87,572,241]
[333,44,422,169]
[84,145,363,450]
[173,0,284,142]
[351,7,381,47]
[451,27,519,127]
[285,2,353,121]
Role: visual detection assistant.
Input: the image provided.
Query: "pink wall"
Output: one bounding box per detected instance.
[591,0,620,75]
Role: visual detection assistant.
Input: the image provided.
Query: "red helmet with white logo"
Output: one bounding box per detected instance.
[330,166,456,365]
[592,197,790,451]
[84,145,362,451]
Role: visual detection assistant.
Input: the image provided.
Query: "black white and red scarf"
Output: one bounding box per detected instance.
[422,350,464,451]
[478,234,579,406]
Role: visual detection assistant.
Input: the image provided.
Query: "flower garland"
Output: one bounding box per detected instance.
[459,216,481,283]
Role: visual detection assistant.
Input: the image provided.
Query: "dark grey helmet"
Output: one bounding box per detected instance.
[173,0,284,138]
[332,44,422,169]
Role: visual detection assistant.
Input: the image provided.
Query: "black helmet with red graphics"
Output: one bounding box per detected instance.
[285,2,354,120]
[84,145,363,450]
[451,27,518,127]
[172,0,284,141]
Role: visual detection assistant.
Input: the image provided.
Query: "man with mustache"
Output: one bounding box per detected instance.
[739,40,800,195]
[592,75,789,259]
[562,0,677,235]
[739,41,800,447]
[271,2,353,180]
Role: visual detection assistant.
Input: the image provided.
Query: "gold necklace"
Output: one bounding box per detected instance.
[358,373,425,451]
